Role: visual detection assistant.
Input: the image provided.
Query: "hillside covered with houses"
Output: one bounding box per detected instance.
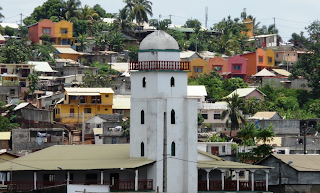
[0,0,319,193]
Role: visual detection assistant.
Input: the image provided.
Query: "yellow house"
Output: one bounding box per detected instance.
[265,49,275,68]
[187,58,209,78]
[54,20,74,45]
[54,88,114,124]
[241,18,254,37]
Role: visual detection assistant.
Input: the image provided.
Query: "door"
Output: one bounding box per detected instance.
[211,147,219,156]
[70,108,74,117]
[110,173,120,190]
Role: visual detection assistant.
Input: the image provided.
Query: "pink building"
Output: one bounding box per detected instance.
[28,19,55,44]
[228,55,247,81]
[208,57,228,73]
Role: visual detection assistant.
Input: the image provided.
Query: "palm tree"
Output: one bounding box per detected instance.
[221,93,246,137]
[123,0,153,29]
[63,0,81,20]
[113,8,136,34]
[78,5,99,20]
[77,33,88,51]
[0,6,4,20]
[237,123,257,151]
[256,124,275,144]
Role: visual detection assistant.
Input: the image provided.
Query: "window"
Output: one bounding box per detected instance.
[216,66,222,71]
[276,54,278,58]
[105,94,109,98]
[43,174,55,182]
[171,142,175,156]
[43,28,51,34]
[170,77,175,87]
[61,71,64,75]
[65,95,67,100]
[201,114,208,119]
[239,171,245,178]
[142,77,146,87]
[171,109,175,124]
[84,108,91,113]
[96,124,101,128]
[105,108,108,111]
[61,29,68,34]
[233,65,241,70]
[194,67,203,72]
[259,56,263,63]
[78,71,82,74]
[268,57,272,63]
[141,142,144,156]
[1,68,7,73]
[214,114,221,119]
[141,110,145,124]
[10,89,15,95]
[222,146,226,153]
[70,108,74,117]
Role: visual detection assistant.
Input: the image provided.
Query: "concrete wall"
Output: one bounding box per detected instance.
[255,119,300,135]
[262,77,311,91]
[67,184,109,193]
[12,128,64,151]
[20,108,53,123]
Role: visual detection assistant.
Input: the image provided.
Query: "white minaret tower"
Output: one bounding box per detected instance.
[130,31,197,193]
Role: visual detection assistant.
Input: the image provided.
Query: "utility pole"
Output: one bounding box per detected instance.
[205,7,208,29]
[20,13,22,26]
[274,17,276,34]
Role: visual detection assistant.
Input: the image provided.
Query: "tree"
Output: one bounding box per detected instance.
[124,0,153,26]
[221,93,246,137]
[73,20,88,37]
[113,8,136,33]
[77,33,88,51]
[27,73,39,97]
[289,31,306,47]
[4,27,14,36]
[0,38,32,63]
[78,5,99,20]
[93,4,106,18]
[290,21,320,96]
[198,113,204,126]
[31,43,56,62]
[95,32,109,51]
[18,26,29,38]
[0,6,4,20]
[63,0,81,20]
[27,0,63,22]
[81,71,112,88]
[108,31,125,52]
[237,122,257,152]
[127,45,138,62]
[149,19,171,30]
[184,19,202,30]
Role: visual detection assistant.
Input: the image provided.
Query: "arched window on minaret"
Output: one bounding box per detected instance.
[171,109,175,124]
[141,142,145,156]
[171,142,175,156]
[142,77,146,87]
[170,77,175,87]
[141,110,145,124]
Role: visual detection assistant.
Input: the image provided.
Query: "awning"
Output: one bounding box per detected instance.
[68,93,100,96]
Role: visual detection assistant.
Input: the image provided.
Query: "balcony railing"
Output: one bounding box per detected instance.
[129,61,190,71]
[198,180,266,191]
[4,179,153,192]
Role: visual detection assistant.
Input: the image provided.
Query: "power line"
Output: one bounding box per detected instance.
[277,24,305,30]
[276,18,310,24]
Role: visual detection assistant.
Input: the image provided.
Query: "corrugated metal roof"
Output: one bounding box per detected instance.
[180,51,196,59]
[113,95,131,109]
[187,85,207,97]
[68,93,100,96]
[249,111,278,120]
[53,46,82,55]
[226,88,266,98]
[0,132,10,140]
[272,69,291,77]
[65,88,114,94]
[271,154,320,171]
[0,23,19,29]
[253,69,276,77]
[198,160,272,169]
[0,144,155,171]
[13,103,30,111]
[28,61,57,73]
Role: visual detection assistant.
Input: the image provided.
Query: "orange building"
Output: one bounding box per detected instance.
[241,48,275,76]
[208,57,228,73]
[241,18,254,37]
[28,19,55,44]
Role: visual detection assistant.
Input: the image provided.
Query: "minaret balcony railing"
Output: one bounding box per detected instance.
[129,61,190,71]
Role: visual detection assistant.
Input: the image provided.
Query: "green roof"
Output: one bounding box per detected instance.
[0,144,155,171]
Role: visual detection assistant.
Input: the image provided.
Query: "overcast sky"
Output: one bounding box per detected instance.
[1,0,319,41]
